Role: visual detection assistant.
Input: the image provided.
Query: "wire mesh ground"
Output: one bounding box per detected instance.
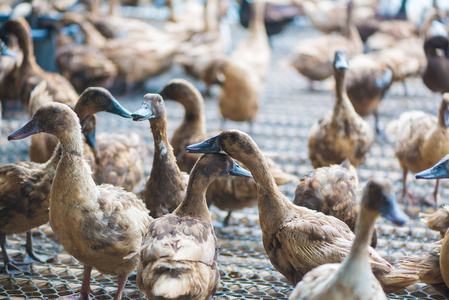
[0,12,448,300]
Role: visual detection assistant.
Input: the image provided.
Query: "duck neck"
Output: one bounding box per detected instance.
[109,0,119,16]
[14,24,41,75]
[249,0,266,37]
[204,0,218,32]
[150,116,178,168]
[174,171,213,224]
[343,0,353,38]
[76,20,106,48]
[177,87,207,136]
[333,69,354,119]
[336,207,377,279]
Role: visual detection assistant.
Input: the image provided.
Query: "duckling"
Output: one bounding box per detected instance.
[131,93,189,218]
[55,26,118,93]
[289,0,363,90]
[136,153,252,299]
[422,35,449,94]
[290,177,409,300]
[420,206,449,238]
[161,78,295,225]
[0,17,78,113]
[1,87,135,274]
[186,129,419,292]
[386,94,449,205]
[8,102,152,300]
[293,160,378,248]
[345,53,394,134]
[231,0,270,82]
[308,50,374,168]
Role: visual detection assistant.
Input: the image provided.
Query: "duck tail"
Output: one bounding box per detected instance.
[377,266,420,293]
[137,259,218,299]
[396,242,443,285]
[419,206,449,235]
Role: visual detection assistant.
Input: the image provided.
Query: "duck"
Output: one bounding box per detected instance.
[55,24,118,94]
[186,129,419,292]
[160,78,296,225]
[386,94,449,205]
[422,35,449,94]
[345,53,394,134]
[8,102,152,300]
[0,17,78,114]
[232,0,271,82]
[420,206,449,238]
[289,177,409,300]
[131,93,189,218]
[0,86,135,274]
[208,56,261,124]
[308,50,374,168]
[289,0,363,90]
[293,159,378,248]
[397,156,449,293]
[136,153,252,299]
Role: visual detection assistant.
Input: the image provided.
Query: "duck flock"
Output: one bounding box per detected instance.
[0,0,449,299]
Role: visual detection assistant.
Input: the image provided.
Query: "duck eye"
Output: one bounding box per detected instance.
[53,109,58,114]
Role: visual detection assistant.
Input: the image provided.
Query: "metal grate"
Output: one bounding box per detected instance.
[1,10,448,300]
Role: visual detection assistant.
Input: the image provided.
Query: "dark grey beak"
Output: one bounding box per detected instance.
[8,118,42,140]
[1,41,17,58]
[186,135,223,154]
[380,195,409,226]
[107,97,132,118]
[416,157,449,180]
[230,160,252,178]
[131,104,154,121]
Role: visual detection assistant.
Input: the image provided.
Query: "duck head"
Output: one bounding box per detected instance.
[131,93,165,121]
[8,102,79,141]
[159,78,191,101]
[424,35,449,57]
[186,129,257,159]
[363,177,409,226]
[333,50,349,72]
[416,154,449,180]
[193,153,252,178]
[74,87,132,122]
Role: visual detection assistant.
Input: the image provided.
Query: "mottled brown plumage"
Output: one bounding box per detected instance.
[132,93,188,218]
[137,154,248,299]
[387,94,449,204]
[161,78,296,225]
[0,18,78,114]
[308,50,374,168]
[290,178,407,300]
[186,130,419,293]
[293,161,377,248]
[55,30,117,93]
[8,102,152,300]
[420,206,449,237]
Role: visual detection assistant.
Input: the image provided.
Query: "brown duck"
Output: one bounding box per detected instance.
[137,153,252,299]
[8,102,152,300]
[186,129,419,292]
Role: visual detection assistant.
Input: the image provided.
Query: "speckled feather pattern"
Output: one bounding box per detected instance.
[137,215,219,299]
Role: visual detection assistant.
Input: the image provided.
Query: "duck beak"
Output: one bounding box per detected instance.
[8,118,42,140]
[380,195,409,226]
[416,158,449,179]
[186,135,224,154]
[131,104,154,121]
[230,160,252,178]
[107,98,132,118]
[0,41,16,58]
[334,51,349,70]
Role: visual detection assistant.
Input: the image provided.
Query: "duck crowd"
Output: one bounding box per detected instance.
[0,0,449,299]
